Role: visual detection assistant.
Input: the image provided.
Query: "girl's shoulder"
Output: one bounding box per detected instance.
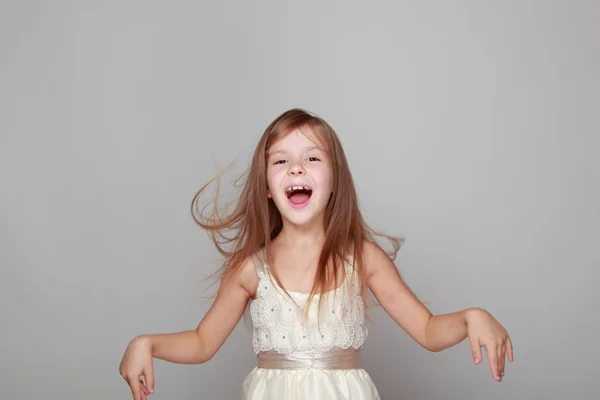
[224,252,262,300]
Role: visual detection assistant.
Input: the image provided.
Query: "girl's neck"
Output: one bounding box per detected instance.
[276,219,325,249]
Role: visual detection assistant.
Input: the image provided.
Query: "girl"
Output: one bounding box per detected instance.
[119,108,513,400]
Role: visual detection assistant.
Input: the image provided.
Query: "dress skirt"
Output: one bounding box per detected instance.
[241,366,380,400]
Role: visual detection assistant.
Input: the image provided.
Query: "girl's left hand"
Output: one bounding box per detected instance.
[465,308,514,382]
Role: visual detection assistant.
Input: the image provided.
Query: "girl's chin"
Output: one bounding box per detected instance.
[279,211,325,228]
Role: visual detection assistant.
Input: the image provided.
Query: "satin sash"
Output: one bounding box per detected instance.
[257,347,360,370]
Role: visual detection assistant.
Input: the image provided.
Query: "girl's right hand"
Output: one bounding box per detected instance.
[119,336,155,400]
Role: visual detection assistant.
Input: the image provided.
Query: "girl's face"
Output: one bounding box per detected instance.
[266,128,333,228]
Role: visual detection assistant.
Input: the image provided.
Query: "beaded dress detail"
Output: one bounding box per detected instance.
[250,255,368,354]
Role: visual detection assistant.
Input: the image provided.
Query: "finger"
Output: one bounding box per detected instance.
[145,363,155,394]
[127,375,143,400]
[502,342,506,376]
[485,344,501,381]
[469,336,482,364]
[497,342,505,379]
[140,378,150,396]
[506,336,514,362]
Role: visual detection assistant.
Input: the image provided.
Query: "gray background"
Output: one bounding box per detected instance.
[1,1,598,399]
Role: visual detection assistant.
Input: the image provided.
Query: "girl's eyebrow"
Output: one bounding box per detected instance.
[267,149,285,157]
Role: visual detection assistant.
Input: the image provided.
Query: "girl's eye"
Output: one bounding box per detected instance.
[274,160,286,165]
[308,157,320,162]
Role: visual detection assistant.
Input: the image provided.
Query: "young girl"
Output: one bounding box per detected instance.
[119,108,514,400]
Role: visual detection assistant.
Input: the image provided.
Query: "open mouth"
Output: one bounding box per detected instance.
[285,185,313,207]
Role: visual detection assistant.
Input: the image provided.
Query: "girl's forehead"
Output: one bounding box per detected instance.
[268,127,327,153]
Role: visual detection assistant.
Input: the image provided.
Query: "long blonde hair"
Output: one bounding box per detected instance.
[191,108,403,315]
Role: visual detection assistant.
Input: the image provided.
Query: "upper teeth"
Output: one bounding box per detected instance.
[286,186,310,193]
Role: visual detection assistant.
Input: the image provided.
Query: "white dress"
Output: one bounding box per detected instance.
[241,255,380,399]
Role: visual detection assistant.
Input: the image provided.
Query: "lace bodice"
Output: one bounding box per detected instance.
[249,255,368,355]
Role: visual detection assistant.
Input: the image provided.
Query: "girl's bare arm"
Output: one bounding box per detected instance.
[363,240,512,381]
[139,257,257,364]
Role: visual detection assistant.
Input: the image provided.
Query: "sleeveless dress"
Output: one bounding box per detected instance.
[241,254,380,399]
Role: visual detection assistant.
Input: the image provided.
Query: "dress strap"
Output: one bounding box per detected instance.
[344,252,359,295]
[252,248,267,279]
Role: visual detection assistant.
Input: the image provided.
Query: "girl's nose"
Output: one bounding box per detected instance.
[288,164,305,176]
